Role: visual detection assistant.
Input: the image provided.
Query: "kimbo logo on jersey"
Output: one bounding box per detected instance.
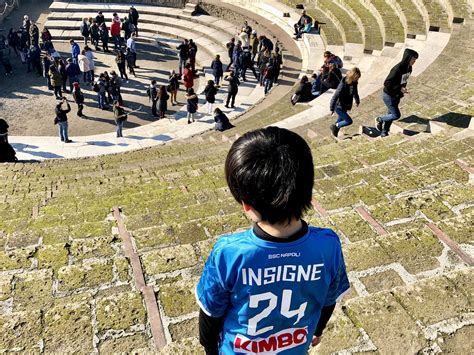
[233,327,308,353]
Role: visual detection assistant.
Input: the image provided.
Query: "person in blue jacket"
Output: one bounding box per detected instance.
[70,39,80,64]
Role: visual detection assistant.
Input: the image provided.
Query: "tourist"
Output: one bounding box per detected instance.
[89,20,100,51]
[94,73,107,109]
[183,63,194,90]
[70,39,80,64]
[113,101,127,137]
[27,44,41,75]
[0,141,17,162]
[78,49,90,83]
[110,13,121,51]
[22,15,31,35]
[226,37,235,70]
[224,71,240,109]
[7,28,19,56]
[41,28,53,52]
[176,39,189,76]
[238,27,249,49]
[110,71,123,105]
[258,48,270,86]
[99,23,110,52]
[263,61,275,95]
[95,11,105,26]
[211,54,223,86]
[148,80,158,117]
[19,27,29,61]
[157,85,169,119]
[188,40,197,74]
[294,9,312,36]
[249,30,259,62]
[323,51,343,69]
[58,59,68,93]
[125,48,136,77]
[122,16,133,40]
[273,47,283,84]
[126,33,137,67]
[115,50,128,81]
[65,58,80,93]
[240,48,258,81]
[84,45,95,84]
[294,18,313,40]
[243,20,252,37]
[204,80,217,115]
[196,126,349,355]
[186,88,199,124]
[72,82,85,118]
[29,21,39,46]
[312,63,342,97]
[49,65,63,99]
[168,70,179,105]
[54,98,72,143]
[213,108,234,132]
[129,6,139,36]
[42,54,52,90]
[0,118,9,143]
[329,67,361,138]
[258,34,273,53]
[80,18,90,45]
[232,42,243,78]
[375,48,418,137]
[291,75,312,105]
[103,71,114,104]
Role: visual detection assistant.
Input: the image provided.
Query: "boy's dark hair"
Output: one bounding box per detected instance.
[225,127,314,224]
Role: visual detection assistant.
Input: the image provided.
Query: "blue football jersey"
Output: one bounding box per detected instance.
[195,226,350,354]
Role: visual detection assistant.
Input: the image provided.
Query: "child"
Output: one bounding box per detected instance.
[185,88,198,124]
[329,67,361,138]
[72,82,85,117]
[213,107,234,132]
[196,127,349,354]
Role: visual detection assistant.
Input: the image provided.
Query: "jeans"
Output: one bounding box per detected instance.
[113,35,120,50]
[335,107,353,128]
[98,92,106,108]
[264,78,274,95]
[116,120,123,137]
[151,99,158,116]
[214,74,222,86]
[226,92,237,107]
[380,92,401,122]
[179,57,188,75]
[58,121,68,141]
[187,112,195,122]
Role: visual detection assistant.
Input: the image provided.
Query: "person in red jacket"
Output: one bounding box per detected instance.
[183,63,194,90]
[110,13,121,51]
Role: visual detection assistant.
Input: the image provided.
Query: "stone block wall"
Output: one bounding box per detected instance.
[0,0,18,24]
[63,0,188,8]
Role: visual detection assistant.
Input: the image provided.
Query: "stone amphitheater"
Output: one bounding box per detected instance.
[0,0,473,353]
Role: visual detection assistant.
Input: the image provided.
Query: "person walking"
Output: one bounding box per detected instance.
[226,37,235,70]
[78,49,90,83]
[70,39,80,64]
[204,80,217,115]
[329,67,361,138]
[49,65,63,99]
[249,30,259,63]
[183,63,194,90]
[55,98,72,142]
[72,82,85,117]
[211,54,223,86]
[148,80,158,117]
[157,85,169,119]
[176,39,189,76]
[80,18,90,45]
[115,50,128,81]
[224,71,240,108]
[168,70,179,105]
[240,48,258,81]
[375,48,418,137]
[213,108,234,132]
[186,88,199,124]
[113,101,127,137]
[263,61,275,95]
[110,71,123,105]
[58,59,68,93]
[126,33,137,67]
[125,48,136,77]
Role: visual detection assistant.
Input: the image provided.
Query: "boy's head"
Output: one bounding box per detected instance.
[225,127,314,225]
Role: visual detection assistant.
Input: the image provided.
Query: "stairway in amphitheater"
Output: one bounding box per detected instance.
[0,0,473,353]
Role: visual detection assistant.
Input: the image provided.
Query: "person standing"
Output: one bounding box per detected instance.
[168,70,179,105]
[110,71,123,105]
[42,54,52,90]
[55,98,72,142]
[22,15,31,34]
[211,54,223,86]
[122,17,132,41]
[204,80,217,115]
[129,6,139,36]
[110,13,121,51]
[95,11,105,27]
[329,67,361,138]
[100,23,110,52]
[186,88,198,124]
[89,20,100,51]
[125,48,136,77]
[115,50,128,81]
[70,39,80,64]
[183,63,194,91]
[226,37,235,70]
[375,48,418,137]
[49,65,63,99]
[113,101,127,137]
[126,33,137,68]
[72,82,85,117]
[157,85,169,119]
[84,45,95,84]
[65,58,80,93]
[0,118,9,143]
[224,71,240,109]
[188,42,197,75]
[273,47,283,84]
[29,21,39,46]
[240,48,258,82]
[80,18,90,45]
[94,73,107,109]
[58,59,68,93]
[78,49,90,84]
[249,30,259,63]
[148,80,158,117]
[176,39,189,76]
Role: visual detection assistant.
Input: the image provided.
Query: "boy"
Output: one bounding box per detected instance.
[196,127,349,354]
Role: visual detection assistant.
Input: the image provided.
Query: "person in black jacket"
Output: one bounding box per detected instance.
[129,6,139,36]
[0,141,17,162]
[224,71,240,109]
[291,75,312,105]
[204,80,218,115]
[329,67,361,138]
[72,82,85,117]
[213,108,234,131]
[55,98,72,143]
[376,48,418,137]
[0,118,9,143]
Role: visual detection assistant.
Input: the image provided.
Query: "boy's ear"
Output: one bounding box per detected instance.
[242,201,252,212]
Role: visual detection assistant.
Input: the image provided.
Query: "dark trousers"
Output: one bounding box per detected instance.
[77,103,84,117]
[151,99,158,116]
[118,64,128,80]
[54,86,62,98]
[226,92,237,107]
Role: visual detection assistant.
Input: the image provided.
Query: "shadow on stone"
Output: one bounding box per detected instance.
[433,112,471,128]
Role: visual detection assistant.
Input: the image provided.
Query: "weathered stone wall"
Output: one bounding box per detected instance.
[63,0,187,8]
[0,0,18,24]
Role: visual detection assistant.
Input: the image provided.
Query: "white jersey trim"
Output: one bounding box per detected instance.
[195,286,212,317]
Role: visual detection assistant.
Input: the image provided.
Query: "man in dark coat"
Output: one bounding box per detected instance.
[129,6,139,36]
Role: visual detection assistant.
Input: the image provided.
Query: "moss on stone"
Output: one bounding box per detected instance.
[6,230,40,249]
[0,310,42,351]
[408,193,455,222]
[70,235,116,261]
[200,213,250,238]
[369,198,416,224]
[343,238,395,272]
[174,220,208,244]
[0,274,12,301]
[115,256,131,283]
[446,269,474,305]
[331,211,378,242]
[40,225,70,245]
[96,291,146,332]
[141,244,198,275]
[361,270,405,294]
[69,221,112,239]
[158,337,200,355]
[0,248,33,271]
[36,244,69,273]
[169,317,199,342]
[132,226,176,251]
[57,260,114,291]
[98,333,151,352]
[13,269,54,312]
[44,300,93,352]
[159,279,199,318]
[195,237,218,262]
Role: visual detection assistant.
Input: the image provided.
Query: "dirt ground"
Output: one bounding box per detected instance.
[0,1,192,136]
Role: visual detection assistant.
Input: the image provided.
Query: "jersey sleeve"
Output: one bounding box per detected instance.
[324,248,350,306]
[195,245,230,318]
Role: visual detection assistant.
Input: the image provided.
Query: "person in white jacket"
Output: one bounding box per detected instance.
[84,45,95,84]
[78,49,90,84]
[238,28,249,49]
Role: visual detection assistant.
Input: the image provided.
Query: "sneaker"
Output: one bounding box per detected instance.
[380,131,389,138]
[188,121,191,124]
[375,117,383,131]
[65,139,73,143]
[330,124,339,137]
